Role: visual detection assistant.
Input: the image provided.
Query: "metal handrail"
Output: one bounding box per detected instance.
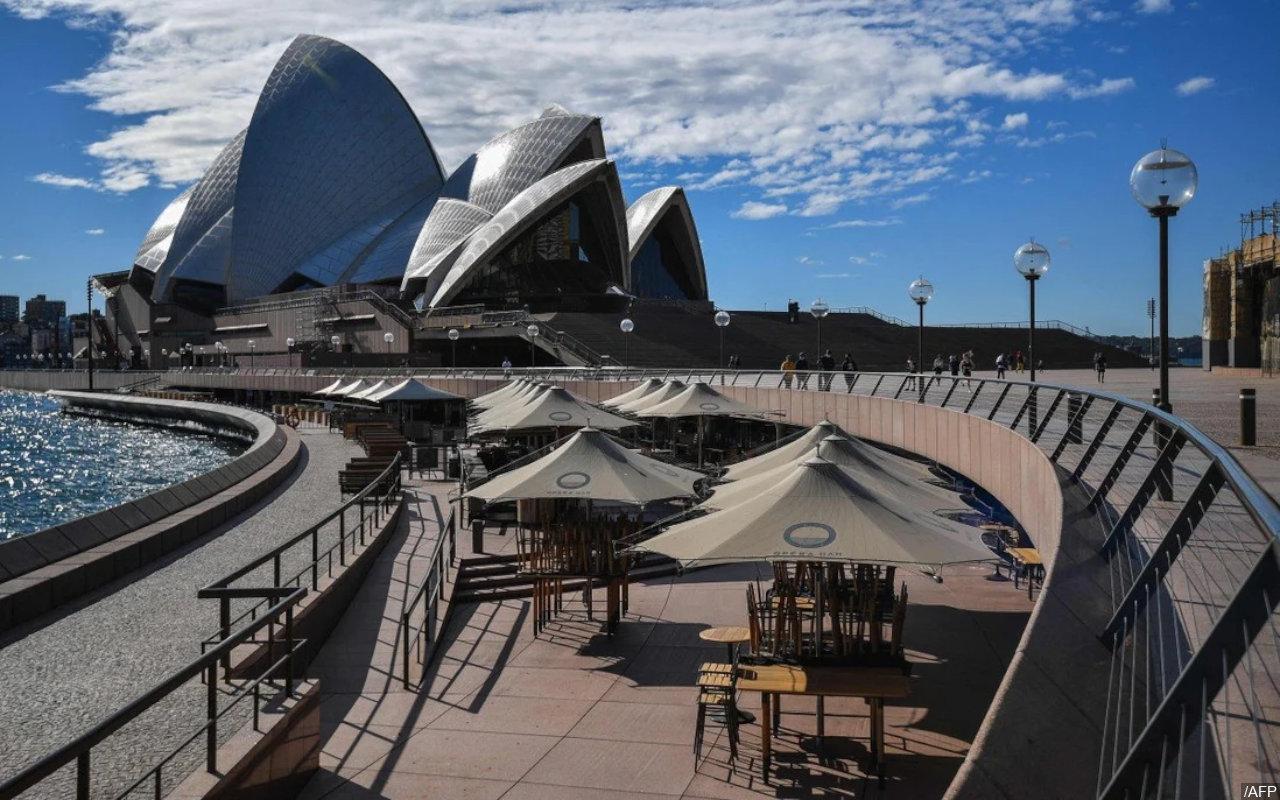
[0,589,306,800]
[199,453,403,638]
[401,504,457,688]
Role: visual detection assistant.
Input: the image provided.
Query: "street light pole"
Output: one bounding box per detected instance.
[248,339,256,370]
[714,310,731,375]
[908,277,933,403]
[1014,240,1051,435]
[86,279,94,391]
[285,337,295,368]
[1147,298,1156,371]
[809,299,829,356]
[619,318,634,369]
[448,328,459,368]
[527,324,540,369]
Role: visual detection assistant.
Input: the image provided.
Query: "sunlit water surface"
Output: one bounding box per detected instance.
[0,390,243,539]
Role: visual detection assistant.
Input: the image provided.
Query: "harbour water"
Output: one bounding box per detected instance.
[0,390,243,539]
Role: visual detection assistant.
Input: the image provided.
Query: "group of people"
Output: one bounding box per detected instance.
[779,349,859,390]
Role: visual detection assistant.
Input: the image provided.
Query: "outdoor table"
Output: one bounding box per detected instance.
[737,664,910,785]
[1007,547,1044,599]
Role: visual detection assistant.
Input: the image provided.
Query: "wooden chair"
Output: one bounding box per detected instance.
[694,646,740,765]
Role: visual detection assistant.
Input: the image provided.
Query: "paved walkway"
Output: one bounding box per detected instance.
[0,428,358,799]
[301,498,1032,799]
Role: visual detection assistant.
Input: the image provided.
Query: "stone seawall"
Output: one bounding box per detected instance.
[0,393,301,634]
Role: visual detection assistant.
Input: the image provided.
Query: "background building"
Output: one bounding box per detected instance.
[1203,201,1279,374]
[0,295,18,329]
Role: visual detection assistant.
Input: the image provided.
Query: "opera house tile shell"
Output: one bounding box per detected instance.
[128,35,707,314]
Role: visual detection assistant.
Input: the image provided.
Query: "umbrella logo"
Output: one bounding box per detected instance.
[783,522,836,549]
[548,411,574,421]
[699,402,721,411]
[556,471,591,489]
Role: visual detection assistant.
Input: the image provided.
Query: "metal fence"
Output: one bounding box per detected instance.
[400,503,457,689]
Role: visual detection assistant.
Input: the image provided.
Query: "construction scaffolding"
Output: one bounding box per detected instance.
[1203,202,1280,374]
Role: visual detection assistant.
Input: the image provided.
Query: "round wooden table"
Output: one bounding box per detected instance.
[699,626,756,723]
[699,625,751,662]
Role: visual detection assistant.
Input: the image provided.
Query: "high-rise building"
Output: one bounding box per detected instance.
[0,295,18,328]
[23,295,67,330]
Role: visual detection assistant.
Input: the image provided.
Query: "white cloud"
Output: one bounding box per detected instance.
[85,228,106,235]
[11,254,32,261]
[816,273,853,279]
[7,0,1130,214]
[731,200,787,220]
[1002,112,1029,130]
[961,169,992,183]
[1068,77,1136,99]
[797,256,824,266]
[1136,0,1172,13]
[31,172,100,190]
[849,255,867,265]
[891,193,930,209]
[1176,76,1215,96]
[825,218,903,229]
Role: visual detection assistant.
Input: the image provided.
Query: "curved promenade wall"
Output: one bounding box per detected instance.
[0,392,301,634]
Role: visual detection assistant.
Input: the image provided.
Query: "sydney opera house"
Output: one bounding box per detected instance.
[95,34,708,368]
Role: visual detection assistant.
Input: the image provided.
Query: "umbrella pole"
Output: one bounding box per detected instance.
[698,415,704,469]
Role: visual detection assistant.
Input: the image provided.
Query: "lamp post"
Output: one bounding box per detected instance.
[908,277,934,402]
[619,318,634,368]
[526,324,540,368]
[1147,298,1156,370]
[383,331,394,359]
[809,298,830,356]
[1014,240,1051,383]
[183,342,191,369]
[1131,143,1197,417]
[447,328,459,369]
[285,337,295,368]
[86,279,94,391]
[714,310,731,374]
[247,339,256,369]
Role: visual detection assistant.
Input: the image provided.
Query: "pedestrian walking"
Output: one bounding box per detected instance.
[819,349,835,391]
[502,356,512,376]
[796,352,810,389]
[961,350,974,387]
[948,353,960,377]
[1094,352,1107,383]
[841,353,857,391]
[906,357,916,390]
[1014,349,1025,372]
[995,352,1007,379]
[781,354,796,388]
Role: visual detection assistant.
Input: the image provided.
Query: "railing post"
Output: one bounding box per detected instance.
[285,604,295,698]
[219,598,231,679]
[206,663,217,773]
[310,529,318,589]
[273,553,281,588]
[76,752,89,800]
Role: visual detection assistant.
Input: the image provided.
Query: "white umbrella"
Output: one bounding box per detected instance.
[471,379,531,410]
[313,378,349,396]
[470,386,637,434]
[706,434,955,511]
[614,380,685,414]
[636,381,769,419]
[471,382,550,428]
[465,428,703,504]
[601,378,662,409]
[369,378,462,403]
[723,420,846,482]
[330,379,375,397]
[348,380,391,400]
[631,456,994,570]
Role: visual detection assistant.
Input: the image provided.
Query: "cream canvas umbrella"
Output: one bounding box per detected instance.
[471,379,531,410]
[470,386,637,435]
[614,379,685,414]
[348,380,391,401]
[637,381,772,467]
[706,434,956,511]
[465,428,703,504]
[330,379,376,398]
[723,420,846,481]
[313,378,349,396]
[471,382,550,428]
[602,378,662,410]
[631,456,994,570]
[369,378,462,403]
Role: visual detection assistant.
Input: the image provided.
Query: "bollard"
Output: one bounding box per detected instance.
[1065,393,1083,444]
[472,518,485,555]
[1240,388,1257,446]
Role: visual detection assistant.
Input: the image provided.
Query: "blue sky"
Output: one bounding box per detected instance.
[0,0,1276,336]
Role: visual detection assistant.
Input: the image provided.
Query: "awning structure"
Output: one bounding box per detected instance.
[469,386,637,434]
[348,380,391,400]
[465,428,704,504]
[368,379,462,403]
[613,380,685,414]
[601,378,662,410]
[313,378,350,396]
[330,379,376,397]
[636,382,770,419]
[630,456,994,570]
[472,378,532,411]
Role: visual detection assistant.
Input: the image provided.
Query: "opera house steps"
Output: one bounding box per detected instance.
[546,307,1147,371]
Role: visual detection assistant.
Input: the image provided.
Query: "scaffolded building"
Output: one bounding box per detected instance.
[1203,202,1280,374]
